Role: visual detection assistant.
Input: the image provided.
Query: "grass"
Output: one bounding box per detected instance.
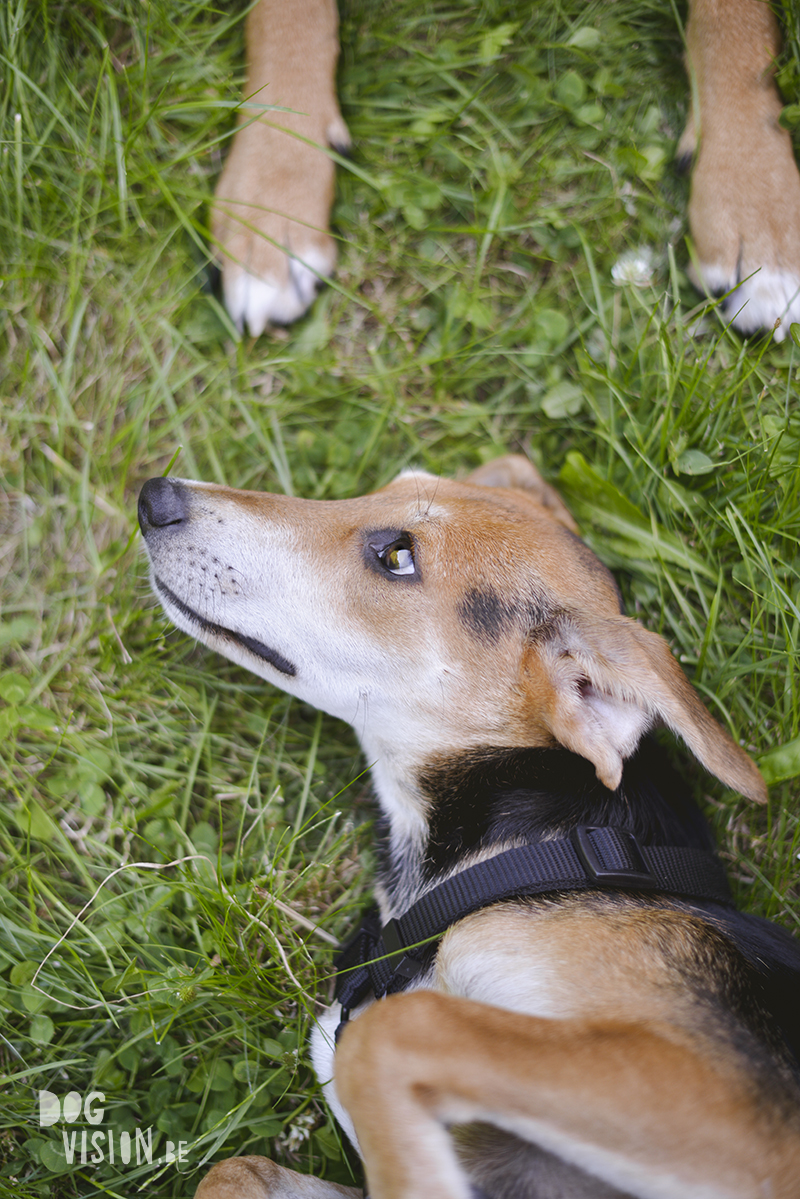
[1,0,800,1194]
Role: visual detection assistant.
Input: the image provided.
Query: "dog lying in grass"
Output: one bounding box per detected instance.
[211,0,800,338]
[138,455,800,1199]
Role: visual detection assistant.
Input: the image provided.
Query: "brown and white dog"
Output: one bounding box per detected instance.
[138,456,800,1199]
[211,0,800,338]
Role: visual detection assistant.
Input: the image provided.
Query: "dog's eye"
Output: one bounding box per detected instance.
[364,530,418,580]
[379,540,415,576]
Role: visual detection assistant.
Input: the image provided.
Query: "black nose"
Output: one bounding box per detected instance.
[138,477,189,533]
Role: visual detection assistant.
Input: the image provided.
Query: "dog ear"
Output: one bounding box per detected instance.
[526,609,767,803]
[465,455,578,533]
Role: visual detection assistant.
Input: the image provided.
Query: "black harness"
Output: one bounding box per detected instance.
[334,823,732,1035]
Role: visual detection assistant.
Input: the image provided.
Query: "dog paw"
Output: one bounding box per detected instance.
[683,3,800,341]
[687,119,800,340]
[212,120,344,334]
[690,259,800,342]
[211,0,347,335]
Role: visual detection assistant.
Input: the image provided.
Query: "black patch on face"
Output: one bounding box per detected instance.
[457,587,517,643]
[154,577,297,677]
[458,587,553,644]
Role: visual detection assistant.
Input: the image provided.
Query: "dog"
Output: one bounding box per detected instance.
[210,0,800,338]
[138,455,800,1198]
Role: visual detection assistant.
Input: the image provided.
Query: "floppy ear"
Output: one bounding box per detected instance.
[465,454,578,533]
[527,609,767,803]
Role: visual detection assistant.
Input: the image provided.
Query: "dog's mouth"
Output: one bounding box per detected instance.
[153,576,297,678]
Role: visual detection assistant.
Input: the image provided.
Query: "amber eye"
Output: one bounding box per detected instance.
[379,540,415,576]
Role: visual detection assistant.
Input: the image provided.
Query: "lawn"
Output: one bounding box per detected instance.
[1,0,800,1195]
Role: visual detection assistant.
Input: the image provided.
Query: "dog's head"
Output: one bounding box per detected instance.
[138,455,765,804]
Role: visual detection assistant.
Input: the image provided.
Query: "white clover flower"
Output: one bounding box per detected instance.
[611,246,656,287]
[277,1110,316,1153]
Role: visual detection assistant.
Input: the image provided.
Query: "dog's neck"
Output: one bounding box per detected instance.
[366,738,716,917]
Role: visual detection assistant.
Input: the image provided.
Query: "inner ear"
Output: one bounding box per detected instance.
[527,610,767,803]
[534,643,651,792]
[466,455,578,532]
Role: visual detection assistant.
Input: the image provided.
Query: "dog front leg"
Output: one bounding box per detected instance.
[680,0,800,338]
[335,990,800,1199]
[212,0,349,334]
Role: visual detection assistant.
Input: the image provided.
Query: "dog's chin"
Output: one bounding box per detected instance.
[152,575,297,678]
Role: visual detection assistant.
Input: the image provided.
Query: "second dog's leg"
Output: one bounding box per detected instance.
[212,0,348,334]
[680,0,800,339]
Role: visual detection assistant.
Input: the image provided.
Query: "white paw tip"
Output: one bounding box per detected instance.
[693,264,800,341]
[223,247,335,335]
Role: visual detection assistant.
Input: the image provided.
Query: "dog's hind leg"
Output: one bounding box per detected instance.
[212,0,348,334]
[680,0,800,339]
[335,991,800,1199]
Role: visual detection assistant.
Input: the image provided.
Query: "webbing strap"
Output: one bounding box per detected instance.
[334,825,731,1030]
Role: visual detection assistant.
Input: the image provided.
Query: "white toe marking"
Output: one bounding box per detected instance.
[288,244,333,311]
[224,272,296,336]
[223,245,336,335]
[692,263,800,341]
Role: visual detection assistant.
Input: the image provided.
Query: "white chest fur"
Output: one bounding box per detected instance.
[309,905,572,1148]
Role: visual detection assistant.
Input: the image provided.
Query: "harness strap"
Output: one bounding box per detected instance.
[334,825,731,1034]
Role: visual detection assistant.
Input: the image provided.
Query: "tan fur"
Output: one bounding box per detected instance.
[435,895,764,1028]
[195,1156,360,1199]
[214,0,800,335]
[681,0,800,335]
[136,455,795,1199]
[464,458,578,532]
[336,992,800,1199]
[211,0,347,332]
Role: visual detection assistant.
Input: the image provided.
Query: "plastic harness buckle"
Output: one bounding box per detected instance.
[382,919,425,982]
[571,825,657,889]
